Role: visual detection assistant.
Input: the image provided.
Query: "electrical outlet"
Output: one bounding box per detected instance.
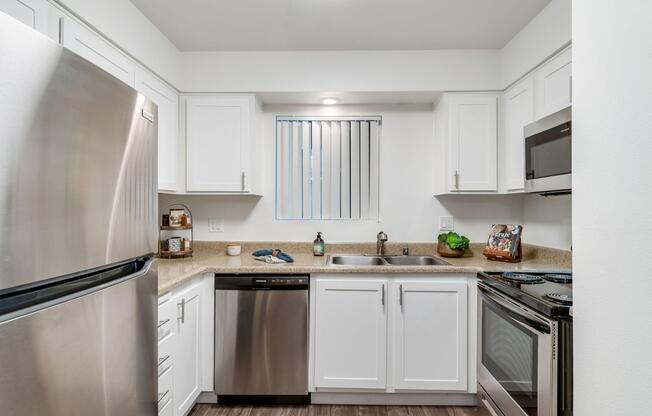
[208,219,224,233]
[439,216,454,231]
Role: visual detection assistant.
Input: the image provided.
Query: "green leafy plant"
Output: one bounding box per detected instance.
[437,232,470,250]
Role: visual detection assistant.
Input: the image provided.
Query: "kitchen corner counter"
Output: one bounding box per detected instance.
[156,242,571,295]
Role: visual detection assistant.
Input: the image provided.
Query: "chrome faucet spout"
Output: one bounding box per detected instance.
[376,231,388,256]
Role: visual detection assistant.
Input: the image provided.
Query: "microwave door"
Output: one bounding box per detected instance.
[478,285,557,416]
[525,126,572,181]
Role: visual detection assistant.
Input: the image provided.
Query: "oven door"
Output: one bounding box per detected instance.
[478,283,557,416]
[524,106,572,194]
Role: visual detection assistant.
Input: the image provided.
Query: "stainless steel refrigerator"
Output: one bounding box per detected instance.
[0,13,158,416]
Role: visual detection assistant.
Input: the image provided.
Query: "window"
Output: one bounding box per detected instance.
[276,116,381,220]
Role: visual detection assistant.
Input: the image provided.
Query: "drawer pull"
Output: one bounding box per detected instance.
[157,389,169,404]
[158,318,170,328]
[158,354,171,367]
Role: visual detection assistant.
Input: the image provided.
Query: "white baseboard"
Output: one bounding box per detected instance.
[311,392,477,406]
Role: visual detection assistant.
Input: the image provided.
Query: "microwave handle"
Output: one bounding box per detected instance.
[479,284,552,334]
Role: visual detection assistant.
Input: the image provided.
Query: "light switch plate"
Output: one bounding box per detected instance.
[439,216,454,231]
[208,219,224,233]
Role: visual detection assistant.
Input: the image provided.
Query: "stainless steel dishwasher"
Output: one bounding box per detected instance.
[214,275,309,404]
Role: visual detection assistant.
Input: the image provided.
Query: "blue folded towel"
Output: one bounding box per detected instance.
[252,249,295,263]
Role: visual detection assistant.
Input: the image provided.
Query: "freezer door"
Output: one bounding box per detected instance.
[0,261,157,416]
[0,13,158,293]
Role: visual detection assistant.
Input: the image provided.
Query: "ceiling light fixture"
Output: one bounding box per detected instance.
[322,98,337,105]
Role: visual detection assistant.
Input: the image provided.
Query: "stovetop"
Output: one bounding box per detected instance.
[478,271,573,319]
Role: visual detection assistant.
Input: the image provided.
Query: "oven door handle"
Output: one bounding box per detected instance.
[479,284,552,334]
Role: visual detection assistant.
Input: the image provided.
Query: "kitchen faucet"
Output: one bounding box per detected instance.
[376,231,388,255]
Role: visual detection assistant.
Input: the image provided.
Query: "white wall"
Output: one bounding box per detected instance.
[160,104,524,243]
[500,0,571,89]
[523,194,572,250]
[55,0,181,87]
[573,1,652,414]
[178,50,501,93]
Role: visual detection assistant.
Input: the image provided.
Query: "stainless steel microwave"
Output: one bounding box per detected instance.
[524,106,572,195]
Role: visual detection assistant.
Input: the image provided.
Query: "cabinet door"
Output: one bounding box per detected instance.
[0,0,48,33]
[186,96,252,192]
[135,69,179,192]
[392,280,468,391]
[448,94,498,192]
[503,77,534,192]
[314,278,387,389]
[173,283,202,416]
[62,17,135,86]
[534,47,572,119]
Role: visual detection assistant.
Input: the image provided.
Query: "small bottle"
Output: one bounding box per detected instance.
[313,232,325,256]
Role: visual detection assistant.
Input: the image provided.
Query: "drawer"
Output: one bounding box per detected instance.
[158,365,173,412]
[158,297,175,341]
[157,332,174,377]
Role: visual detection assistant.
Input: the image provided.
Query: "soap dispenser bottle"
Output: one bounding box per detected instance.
[313,232,325,256]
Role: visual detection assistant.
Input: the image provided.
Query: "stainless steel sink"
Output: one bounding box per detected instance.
[328,255,450,266]
[329,255,386,266]
[383,255,450,266]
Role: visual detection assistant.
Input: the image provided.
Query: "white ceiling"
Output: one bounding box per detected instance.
[130,0,550,52]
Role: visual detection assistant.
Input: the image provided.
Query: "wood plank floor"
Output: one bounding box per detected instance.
[189,404,478,416]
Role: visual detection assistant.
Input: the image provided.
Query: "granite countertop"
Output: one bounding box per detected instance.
[157,242,571,295]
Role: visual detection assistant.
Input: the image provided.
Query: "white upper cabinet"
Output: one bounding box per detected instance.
[0,0,48,32]
[502,76,534,192]
[135,69,179,193]
[62,17,136,87]
[534,47,572,119]
[185,95,255,193]
[435,93,498,194]
[313,278,388,389]
[391,280,468,391]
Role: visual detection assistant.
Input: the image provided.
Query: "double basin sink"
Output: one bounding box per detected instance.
[328,254,450,267]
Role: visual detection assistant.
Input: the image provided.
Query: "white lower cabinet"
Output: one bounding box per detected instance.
[158,274,213,416]
[311,274,474,395]
[313,278,388,389]
[172,282,202,416]
[391,280,468,391]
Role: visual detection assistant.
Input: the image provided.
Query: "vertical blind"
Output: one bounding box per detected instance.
[276,117,381,220]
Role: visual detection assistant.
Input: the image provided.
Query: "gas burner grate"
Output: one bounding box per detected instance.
[545,293,573,304]
[543,273,572,284]
[500,272,545,284]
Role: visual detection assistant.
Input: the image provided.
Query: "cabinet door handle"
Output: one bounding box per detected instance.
[381,284,385,309]
[454,170,459,190]
[399,284,404,310]
[177,298,185,324]
[241,171,246,191]
[58,17,64,44]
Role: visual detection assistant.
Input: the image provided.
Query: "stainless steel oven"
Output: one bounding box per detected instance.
[478,283,558,416]
[524,106,572,195]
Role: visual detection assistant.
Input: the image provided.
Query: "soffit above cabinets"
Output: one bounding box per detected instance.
[130,0,550,51]
[257,91,442,106]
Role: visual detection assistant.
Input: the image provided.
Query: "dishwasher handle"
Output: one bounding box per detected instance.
[214,275,309,290]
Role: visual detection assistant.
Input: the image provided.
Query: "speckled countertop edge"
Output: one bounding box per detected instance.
[157,241,571,295]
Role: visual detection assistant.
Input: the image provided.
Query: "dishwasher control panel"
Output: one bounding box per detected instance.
[215,275,309,290]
